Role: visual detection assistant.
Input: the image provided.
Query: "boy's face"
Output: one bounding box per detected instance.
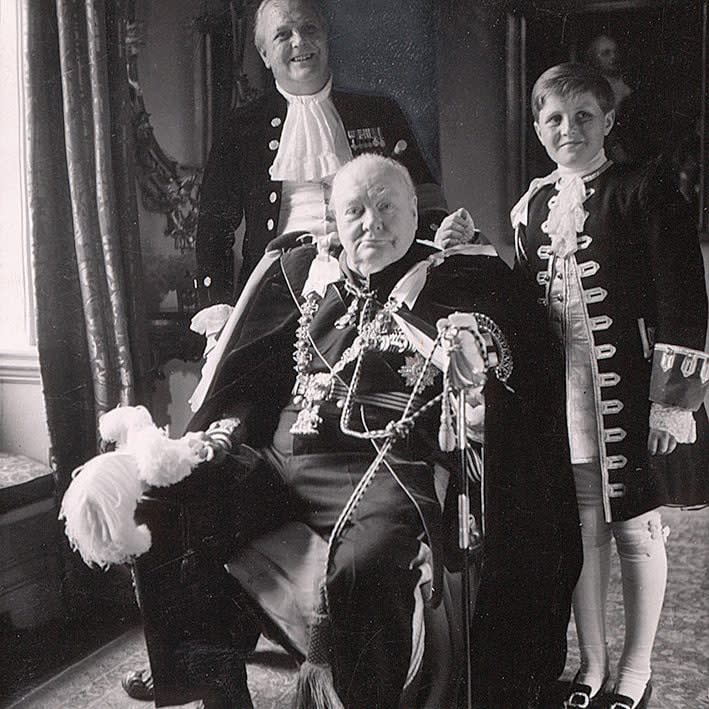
[534,91,615,170]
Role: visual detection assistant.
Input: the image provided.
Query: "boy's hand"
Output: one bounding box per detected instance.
[434,208,477,249]
[647,428,677,456]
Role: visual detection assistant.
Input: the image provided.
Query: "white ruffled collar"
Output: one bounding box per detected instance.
[510,150,610,258]
[269,77,353,183]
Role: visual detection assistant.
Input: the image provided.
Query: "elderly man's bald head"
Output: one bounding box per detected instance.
[330,154,416,211]
[331,154,418,277]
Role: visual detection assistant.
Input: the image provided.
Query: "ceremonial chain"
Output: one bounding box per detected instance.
[470,313,513,384]
[290,283,438,437]
[338,298,444,441]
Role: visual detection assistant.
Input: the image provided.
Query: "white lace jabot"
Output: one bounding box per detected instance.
[510,149,609,259]
[269,77,353,182]
[547,150,608,258]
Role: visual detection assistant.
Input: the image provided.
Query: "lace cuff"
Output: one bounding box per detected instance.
[190,304,235,357]
[649,402,696,444]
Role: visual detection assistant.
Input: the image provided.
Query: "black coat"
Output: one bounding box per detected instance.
[195,89,445,304]
[516,159,709,521]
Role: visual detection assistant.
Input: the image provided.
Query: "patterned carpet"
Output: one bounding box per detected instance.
[3,506,707,709]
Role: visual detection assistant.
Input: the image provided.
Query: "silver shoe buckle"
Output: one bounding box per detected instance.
[567,692,591,708]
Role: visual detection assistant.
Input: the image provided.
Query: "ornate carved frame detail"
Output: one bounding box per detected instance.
[123,1,261,253]
[124,18,202,252]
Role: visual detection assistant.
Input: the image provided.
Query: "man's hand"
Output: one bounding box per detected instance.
[647,428,678,456]
[434,208,477,249]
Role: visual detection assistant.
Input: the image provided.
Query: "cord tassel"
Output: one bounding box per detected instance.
[294,584,344,709]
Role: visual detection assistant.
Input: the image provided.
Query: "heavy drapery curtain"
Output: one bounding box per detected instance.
[23,0,151,603]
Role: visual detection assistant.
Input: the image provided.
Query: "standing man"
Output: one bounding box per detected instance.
[196,0,446,304]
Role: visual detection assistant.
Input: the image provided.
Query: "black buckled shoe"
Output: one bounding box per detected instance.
[606,679,652,709]
[564,673,609,708]
[121,667,154,701]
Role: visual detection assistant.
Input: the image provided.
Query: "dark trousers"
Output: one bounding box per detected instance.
[137,439,441,708]
[224,440,441,709]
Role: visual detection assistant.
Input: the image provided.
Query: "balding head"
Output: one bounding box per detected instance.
[330,154,418,277]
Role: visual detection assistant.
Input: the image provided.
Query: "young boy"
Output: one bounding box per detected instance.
[510,63,709,709]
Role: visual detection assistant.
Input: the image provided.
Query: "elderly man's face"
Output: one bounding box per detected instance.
[332,163,418,278]
[257,0,329,95]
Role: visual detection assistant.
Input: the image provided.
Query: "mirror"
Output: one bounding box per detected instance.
[127,0,267,320]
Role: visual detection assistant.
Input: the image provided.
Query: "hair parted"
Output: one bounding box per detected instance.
[531,62,615,120]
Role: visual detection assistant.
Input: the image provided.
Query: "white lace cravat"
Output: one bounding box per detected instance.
[546,174,588,258]
[269,77,353,182]
[548,150,608,258]
[510,150,609,257]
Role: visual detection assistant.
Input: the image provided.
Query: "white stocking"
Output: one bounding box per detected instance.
[612,509,667,704]
[572,500,611,693]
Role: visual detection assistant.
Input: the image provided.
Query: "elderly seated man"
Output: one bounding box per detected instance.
[132,154,581,709]
[195,0,446,305]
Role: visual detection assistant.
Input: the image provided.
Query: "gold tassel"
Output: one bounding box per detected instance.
[439,377,455,452]
[295,662,344,709]
[294,584,344,709]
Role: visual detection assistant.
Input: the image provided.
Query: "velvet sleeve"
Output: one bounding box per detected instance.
[639,160,709,409]
[195,119,246,305]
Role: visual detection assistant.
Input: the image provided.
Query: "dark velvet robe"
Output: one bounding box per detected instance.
[135,241,581,707]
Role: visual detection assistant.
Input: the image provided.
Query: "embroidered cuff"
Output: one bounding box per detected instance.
[649,343,709,410]
[649,403,696,444]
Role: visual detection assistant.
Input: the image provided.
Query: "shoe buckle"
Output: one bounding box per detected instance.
[567,693,591,708]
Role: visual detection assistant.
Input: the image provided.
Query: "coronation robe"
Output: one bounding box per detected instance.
[134,239,581,708]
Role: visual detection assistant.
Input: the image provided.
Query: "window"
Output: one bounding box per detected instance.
[0,1,36,361]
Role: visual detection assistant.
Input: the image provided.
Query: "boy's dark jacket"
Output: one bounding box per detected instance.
[516,159,709,522]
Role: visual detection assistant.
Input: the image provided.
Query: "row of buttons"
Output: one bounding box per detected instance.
[267,116,282,230]
[535,225,631,476]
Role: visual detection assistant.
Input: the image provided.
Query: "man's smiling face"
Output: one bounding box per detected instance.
[257,0,330,96]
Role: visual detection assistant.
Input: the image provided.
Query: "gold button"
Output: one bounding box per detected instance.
[269,191,278,203]
[271,117,282,127]
[269,139,279,150]
[267,218,275,231]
